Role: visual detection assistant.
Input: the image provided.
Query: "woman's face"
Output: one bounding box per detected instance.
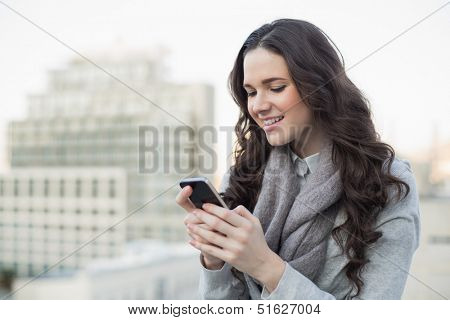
[243,47,313,148]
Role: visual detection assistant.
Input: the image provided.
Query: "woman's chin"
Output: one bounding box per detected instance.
[265,134,290,146]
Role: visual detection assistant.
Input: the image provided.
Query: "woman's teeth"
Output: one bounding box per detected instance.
[264,116,284,126]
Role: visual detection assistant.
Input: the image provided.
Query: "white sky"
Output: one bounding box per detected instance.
[0,0,449,174]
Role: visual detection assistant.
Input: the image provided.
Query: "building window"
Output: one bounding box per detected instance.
[13,179,19,197]
[108,179,116,198]
[429,235,450,244]
[154,277,166,299]
[27,264,33,277]
[28,179,34,197]
[92,179,98,197]
[44,179,49,197]
[59,179,65,197]
[75,179,82,197]
[12,262,18,275]
[0,179,3,196]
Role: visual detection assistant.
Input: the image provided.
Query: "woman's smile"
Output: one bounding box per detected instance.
[262,115,285,132]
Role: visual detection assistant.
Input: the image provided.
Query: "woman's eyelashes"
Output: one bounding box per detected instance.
[246,85,287,97]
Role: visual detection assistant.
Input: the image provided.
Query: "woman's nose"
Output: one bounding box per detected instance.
[251,93,271,114]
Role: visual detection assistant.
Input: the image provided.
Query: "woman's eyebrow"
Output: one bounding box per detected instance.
[243,77,287,88]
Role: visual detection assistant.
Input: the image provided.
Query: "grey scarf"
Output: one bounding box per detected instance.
[237,138,343,293]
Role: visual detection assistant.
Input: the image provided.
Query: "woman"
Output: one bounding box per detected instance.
[176,18,420,299]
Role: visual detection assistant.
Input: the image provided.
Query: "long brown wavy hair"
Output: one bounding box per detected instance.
[221,18,410,299]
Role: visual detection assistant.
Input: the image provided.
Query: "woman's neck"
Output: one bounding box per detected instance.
[289,127,324,158]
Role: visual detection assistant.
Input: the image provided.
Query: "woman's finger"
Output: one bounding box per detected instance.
[175,186,196,212]
[188,231,215,246]
[187,230,201,241]
[183,212,203,226]
[197,223,215,231]
[188,225,236,250]
[184,213,225,233]
[202,203,248,228]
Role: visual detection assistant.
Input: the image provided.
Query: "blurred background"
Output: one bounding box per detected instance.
[0,0,448,299]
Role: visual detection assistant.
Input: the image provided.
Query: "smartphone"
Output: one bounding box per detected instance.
[179,176,229,209]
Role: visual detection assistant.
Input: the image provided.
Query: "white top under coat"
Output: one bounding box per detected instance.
[287,143,320,178]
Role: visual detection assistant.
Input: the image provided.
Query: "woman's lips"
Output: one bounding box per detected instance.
[263,117,284,132]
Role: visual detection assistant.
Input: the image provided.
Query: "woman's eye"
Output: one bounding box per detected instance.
[246,85,285,97]
[271,85,286,93]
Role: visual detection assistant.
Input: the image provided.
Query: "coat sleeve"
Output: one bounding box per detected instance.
[198,168,250,299]
[198,253,250,299]
[260,165,421,300]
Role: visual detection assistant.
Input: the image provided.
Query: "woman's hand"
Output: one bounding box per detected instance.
[187,203,284,284]
[176,186,225,268]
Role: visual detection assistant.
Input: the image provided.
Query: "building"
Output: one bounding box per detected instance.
[8,51,214,241]
[0,49,216,280]
[403,197,450,299]
[11,240,200,300]
[0,167,127,277]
